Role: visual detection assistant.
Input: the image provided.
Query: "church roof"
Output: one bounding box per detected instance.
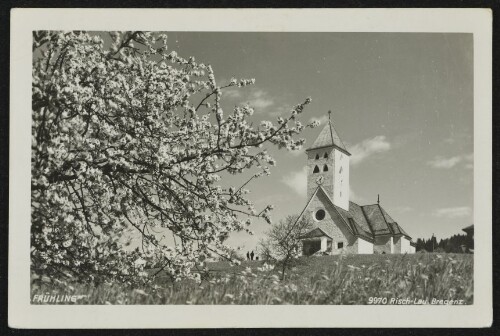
[297,186,412,242]
[306,117,350,155]
[359,203,411,239]
[297,187,373,242]
[462,224,474,233]
[362,204,392,235]
[330,201,373,241]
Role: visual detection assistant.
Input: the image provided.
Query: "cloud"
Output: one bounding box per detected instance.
[221,86,273,109]
[245,89,274,110]
[463,153,474,169]
[268,103,292,117]
[427,153,473,169]
[349,136,391,166]
[281,167,307,197]
[434,206,472,218]
[427,156,462,169]
[287,148,305,157]
[349,186,364,203]
[222,87,242,99]
[222,86,304,118]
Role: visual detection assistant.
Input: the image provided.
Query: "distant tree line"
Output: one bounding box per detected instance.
[415,233,473,253]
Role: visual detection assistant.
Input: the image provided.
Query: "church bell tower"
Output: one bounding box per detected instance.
[306,111,351,211]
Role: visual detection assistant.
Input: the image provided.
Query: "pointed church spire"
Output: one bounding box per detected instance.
[307,110,350,155]
[305,110,350,211]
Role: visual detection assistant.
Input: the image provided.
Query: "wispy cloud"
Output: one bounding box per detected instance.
[350,136,391,166]
[268,104,292,117]
[287,148,305,157]
[223,86,277,113]
[245,89,274,110]
[427,153,473,169]
[222,85,308,119]
[222,87,242,99]
[281,167,307,197]
[463,153,474,170]
[349,186,364,203]
[434,206,472,218]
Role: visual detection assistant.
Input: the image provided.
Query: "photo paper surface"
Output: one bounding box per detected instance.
[9,8,492,328]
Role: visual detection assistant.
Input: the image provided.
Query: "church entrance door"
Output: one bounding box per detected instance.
[302,240,321,256]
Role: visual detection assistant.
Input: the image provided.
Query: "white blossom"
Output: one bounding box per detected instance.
[31,31,313,285]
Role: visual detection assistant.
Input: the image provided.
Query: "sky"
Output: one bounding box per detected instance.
[152,32,474,251]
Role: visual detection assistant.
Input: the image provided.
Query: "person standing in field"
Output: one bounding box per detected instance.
[250,251,255,261]
[247,251,250,260]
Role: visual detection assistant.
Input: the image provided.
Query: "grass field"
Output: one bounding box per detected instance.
[31,253,473,305]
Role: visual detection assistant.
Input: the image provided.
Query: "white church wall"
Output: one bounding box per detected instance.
[393,236,401,253]
[333,150,350,211]
[357,238,374,254]
[374,235,393,254]
[309,191,357,255]
[320,237,328,252]
[345,239,357,254]
[400,236,412,254]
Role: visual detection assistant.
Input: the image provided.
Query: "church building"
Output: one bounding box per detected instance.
[298,112,416,255]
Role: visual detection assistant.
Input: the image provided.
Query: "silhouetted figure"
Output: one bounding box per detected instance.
[250,250,255,261]
[256,256,259,261]
[246,251,250,260]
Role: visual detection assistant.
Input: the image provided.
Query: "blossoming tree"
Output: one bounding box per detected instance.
[32,31,316,284]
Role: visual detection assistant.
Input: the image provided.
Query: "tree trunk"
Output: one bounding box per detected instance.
[280,256,288,280]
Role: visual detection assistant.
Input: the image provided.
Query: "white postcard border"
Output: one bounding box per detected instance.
[9,8,492,328]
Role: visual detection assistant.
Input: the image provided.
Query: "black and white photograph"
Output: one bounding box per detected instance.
[9,8,492,328]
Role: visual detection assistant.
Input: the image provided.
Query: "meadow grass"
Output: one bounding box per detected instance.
[31,253,473,305]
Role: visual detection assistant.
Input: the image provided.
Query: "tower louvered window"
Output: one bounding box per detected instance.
[324,152,328,159]
[323,164,328,172]
[313,165,320,173]
[315,154,320,160]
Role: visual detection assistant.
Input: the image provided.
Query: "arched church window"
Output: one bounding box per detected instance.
[323,164,328,172]
[324,152,328,159]
[313,165,320,173]
[315,209,326,221]
[315,154,320,160]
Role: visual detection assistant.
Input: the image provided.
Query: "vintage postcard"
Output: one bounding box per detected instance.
[9,8,492,328]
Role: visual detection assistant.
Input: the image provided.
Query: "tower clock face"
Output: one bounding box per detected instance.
[316,176,325,185]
